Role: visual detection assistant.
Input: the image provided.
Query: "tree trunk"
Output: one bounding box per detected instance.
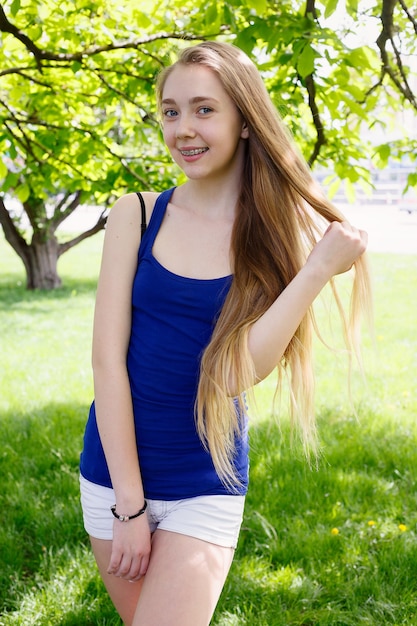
[1,194,107,290]
[22,234,62,290]
[0,197,58,289]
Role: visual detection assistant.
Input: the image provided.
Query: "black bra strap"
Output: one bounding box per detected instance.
[136,192,147,237]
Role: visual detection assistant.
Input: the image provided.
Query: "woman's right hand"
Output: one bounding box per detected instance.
[107,514,152,582]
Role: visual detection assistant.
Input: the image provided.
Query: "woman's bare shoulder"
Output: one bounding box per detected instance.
[108,191,159,226]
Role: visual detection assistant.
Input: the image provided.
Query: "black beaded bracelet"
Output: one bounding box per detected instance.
[110,501,148,522]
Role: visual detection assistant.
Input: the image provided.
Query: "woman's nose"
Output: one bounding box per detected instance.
[175,114,196,139]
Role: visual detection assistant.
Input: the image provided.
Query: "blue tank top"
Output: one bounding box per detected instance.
[80,188,249,499]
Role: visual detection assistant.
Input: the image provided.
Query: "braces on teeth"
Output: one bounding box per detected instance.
[181,148,207,156]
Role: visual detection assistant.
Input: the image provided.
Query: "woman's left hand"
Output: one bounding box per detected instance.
[306,220,368,280]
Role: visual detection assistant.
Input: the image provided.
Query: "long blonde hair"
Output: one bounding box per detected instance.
[157,41,372,489]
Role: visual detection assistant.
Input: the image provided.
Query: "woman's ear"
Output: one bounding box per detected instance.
[241,121,249,139]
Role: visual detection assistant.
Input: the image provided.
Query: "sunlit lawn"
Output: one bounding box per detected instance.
[1,230,416,625]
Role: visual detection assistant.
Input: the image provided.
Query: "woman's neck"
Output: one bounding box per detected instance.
[174,177,241,220]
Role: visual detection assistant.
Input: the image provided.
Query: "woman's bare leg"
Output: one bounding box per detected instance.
[90,536,144,626]
[90,530,234,626]
[133,529,234,626]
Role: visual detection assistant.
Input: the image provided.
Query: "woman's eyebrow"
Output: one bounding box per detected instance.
[161,96,220,105]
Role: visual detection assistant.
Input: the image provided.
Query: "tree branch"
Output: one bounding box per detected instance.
[2,110,154,190]
[58,212,107,255]
[0,194,29,256]
[305,0,318,19]
[302,0,326,166]
[55,192,75,214]
[398,0,417,35]
[376,0,417,111]
[49,191,83,229]
[0,3,43,69]
[0,6,203,66]
[0,65,37,77]
[119,159,149,187]
[304,74,326,167]
[0,67,56,89]
[95,71,151,113]
[3,118,43,165]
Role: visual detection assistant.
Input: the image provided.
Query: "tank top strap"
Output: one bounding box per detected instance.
[139,187,176,260]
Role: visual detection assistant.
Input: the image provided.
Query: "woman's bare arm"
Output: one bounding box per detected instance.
[92,192,156,580]
[247,221,368,383]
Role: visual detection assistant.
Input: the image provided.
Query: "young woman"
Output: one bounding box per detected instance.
[79,41,370,625]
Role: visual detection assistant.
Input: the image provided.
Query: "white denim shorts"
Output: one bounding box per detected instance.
[79,475,245,549]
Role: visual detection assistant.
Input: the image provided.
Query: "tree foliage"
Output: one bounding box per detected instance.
[0,0,416,288]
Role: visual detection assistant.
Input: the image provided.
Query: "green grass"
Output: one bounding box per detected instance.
[1,232,416,625]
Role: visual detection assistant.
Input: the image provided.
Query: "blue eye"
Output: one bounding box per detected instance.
[199,107,212,114]
[164,109,178,118]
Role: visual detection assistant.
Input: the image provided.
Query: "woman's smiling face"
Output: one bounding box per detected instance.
[161,64,248,183]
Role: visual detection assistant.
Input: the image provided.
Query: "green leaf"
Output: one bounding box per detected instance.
[334,64,351,85]
[344,178,356,203]
[376,144,391,166]
[407,172,417,187]
[10,0,21,17]
[345,84,365,100]
[297,43,316,78]
[324,0,339,19]
[76,150,91,166]
[16,183,30,203]
[205,2,218,26]
[134,11,152,28]
[344,97,367,118]
[2,171,19,192]
[71,61,82,73]
[27,24,43,42]
[0,160,8,180]
[8,140,18,159]
[223,4,236,29]
[346,167,360,183]
[346,47,375,71]
[327,177,341,199]
[101,116,118,134]
[346,0,358,15]
[245,0,267,12]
